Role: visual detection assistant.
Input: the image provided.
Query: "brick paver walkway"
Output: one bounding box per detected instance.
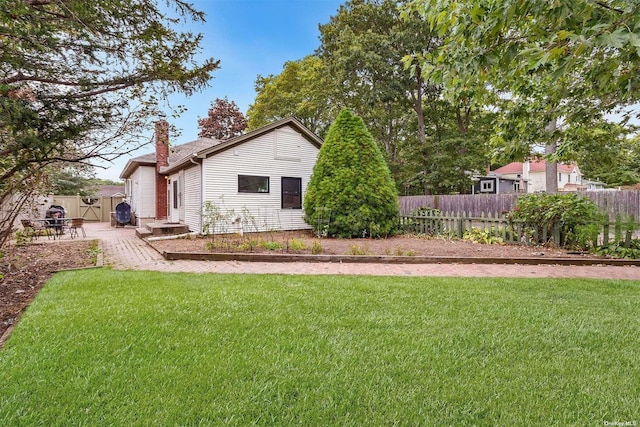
[83,222,639,280]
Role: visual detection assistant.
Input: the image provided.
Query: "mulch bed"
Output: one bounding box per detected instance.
[0,240,95,342]
[148,230,605,259]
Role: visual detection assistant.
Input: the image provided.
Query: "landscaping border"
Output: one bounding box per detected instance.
[160,251,640,266]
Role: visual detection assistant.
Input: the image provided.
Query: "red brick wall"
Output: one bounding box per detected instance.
[155,120,169,219]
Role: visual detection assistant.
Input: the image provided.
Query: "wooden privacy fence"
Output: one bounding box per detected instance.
[400,211,639,247]
[399,190,640,219]
[51,195,126,222]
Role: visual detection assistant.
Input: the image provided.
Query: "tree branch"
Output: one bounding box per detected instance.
[595,1,625,14]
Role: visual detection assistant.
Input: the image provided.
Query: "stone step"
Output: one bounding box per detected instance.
[144,222,190,236]
[136,227,153,238]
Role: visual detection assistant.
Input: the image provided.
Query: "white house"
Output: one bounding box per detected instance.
[492,160,585,193]
[583,179,607,191]
[119,117,323,233]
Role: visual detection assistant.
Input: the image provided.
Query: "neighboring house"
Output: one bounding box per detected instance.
[583,179,607,191]
[493,160,585,193]
[119,117,322,233]
[96,185,126,198]
[470,174,524,194]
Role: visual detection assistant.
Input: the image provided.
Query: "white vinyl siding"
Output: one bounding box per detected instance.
[527,172,546,193]
[201,125,318,233]
[184,164,201,233]
[129,166,156,221]
[274,127,301,161]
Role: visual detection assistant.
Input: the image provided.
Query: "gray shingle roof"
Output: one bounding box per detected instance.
[120,137,220,178]
[120,117,322,179]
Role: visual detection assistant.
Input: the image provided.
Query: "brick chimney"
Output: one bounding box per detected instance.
[155,120,169,220]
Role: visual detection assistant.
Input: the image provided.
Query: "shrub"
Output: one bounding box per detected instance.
[238,239,259,252]
[506,193,603,249]
[287,239,306,252]
[595,239,640,259]
[347,245,369,255]
[463,227,504,245]
[386,247,417,256]
[259,240,282,251]
[311,240,323,254]
[14,230,31,246]
[304,109,400,238]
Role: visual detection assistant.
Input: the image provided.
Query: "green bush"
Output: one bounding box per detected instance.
[304,109,400,238]
[595,239,640,259]
[311,240,323,254]
[287,239,306,252]
[463,227,504,245]
[259,240,282,251]
[506,193,603,249]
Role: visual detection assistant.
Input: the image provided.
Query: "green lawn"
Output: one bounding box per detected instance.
[1,270,639,426]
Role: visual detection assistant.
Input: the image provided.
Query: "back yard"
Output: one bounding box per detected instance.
[1,269,638,425]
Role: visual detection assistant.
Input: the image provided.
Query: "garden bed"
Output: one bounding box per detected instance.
[0,240,96,341]
[148,230,609,260]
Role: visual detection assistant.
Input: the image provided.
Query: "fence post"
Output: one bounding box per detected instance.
[553,222,561,246]
[614,215,622,242]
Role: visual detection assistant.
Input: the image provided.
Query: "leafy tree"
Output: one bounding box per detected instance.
[50,164,98,196]
[403,0,640,192]
[249,0,493,195]
[563,123,640,188]
[198,97,247,140]
[49,166,124,196]
[318,0,437,156]
[246,56,337,137]
[304,109,400,237]
[0,0,218,247]
[317,0,491,194]
[400,101,495,195]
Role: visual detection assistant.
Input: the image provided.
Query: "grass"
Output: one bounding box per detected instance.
[1,270,639,426]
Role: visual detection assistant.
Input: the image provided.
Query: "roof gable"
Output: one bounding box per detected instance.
[493,160,580,175]
[493,162,523,174]
[120,117,322,178]
[195,116,322,160]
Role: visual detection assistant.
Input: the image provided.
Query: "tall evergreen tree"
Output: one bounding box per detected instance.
[304,109,399,238]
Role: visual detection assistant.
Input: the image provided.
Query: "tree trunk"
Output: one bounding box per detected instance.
[545,118,558,193]
[414,65,426,145]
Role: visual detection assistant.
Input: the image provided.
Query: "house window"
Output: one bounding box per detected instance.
[173,180,178,209]
[238,175,269,193]
[282,177,302,209]
[558,173,562,182]
[513,181,520,192]
[480,179,494,193]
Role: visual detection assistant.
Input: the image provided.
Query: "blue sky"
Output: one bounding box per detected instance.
[98,0,344,181]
